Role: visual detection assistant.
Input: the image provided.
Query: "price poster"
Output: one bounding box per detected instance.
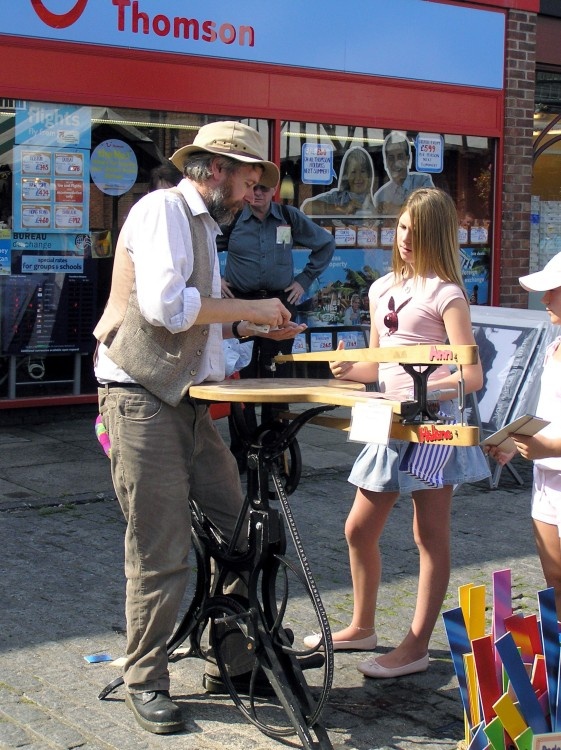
[12,103,90,240]
[310,331,333,352]
[301,143,336,185]
[12,145,90,234]
[0,228,11,275]
[415,133,444,173]
[336,330,363,349]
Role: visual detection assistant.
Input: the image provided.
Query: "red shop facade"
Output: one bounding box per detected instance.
[0,0,538,407]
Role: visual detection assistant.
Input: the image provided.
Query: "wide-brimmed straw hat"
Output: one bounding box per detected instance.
[170,121,279,188]
[519,252,561,292]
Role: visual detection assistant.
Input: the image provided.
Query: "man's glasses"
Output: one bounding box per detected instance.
[253,185,270,193]
[383,295,412,335]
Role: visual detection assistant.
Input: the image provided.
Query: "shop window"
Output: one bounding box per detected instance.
[531,70,561,308]
[0,100,269,399]
[535,70,561,114]
[279,121,495,328]
[0,101,498,397]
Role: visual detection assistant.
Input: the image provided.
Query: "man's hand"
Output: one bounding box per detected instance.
[221,279,235,299]
[284,281,305,306]
[262,321,307,340]
[247,298,292,328]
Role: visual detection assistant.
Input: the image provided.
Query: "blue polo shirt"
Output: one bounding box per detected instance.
[223,202,335,293]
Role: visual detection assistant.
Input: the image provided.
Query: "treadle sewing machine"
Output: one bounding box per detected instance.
[99,345,479,750]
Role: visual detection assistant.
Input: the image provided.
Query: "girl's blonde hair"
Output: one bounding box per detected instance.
[391,188,466,294]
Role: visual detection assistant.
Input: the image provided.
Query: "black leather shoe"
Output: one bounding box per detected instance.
[125,690,185,734]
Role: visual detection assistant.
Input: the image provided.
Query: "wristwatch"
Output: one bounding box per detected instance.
[232,320,250,340]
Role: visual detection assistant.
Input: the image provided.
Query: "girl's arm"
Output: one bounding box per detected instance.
[329,314,379,384]
[511,433,561,460]
[484,432,561,464]
[430,298,484,397]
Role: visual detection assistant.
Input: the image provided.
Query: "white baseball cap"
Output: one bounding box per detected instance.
[519,252,561,292]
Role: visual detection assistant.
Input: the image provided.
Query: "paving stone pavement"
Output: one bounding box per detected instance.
[0,406,544,750]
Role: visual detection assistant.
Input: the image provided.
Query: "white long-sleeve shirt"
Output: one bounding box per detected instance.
[95,179,225,385]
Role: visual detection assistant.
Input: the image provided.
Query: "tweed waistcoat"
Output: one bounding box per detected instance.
[93,188,213,406]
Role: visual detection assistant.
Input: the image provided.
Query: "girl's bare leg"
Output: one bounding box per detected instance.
[533,517,561,620]
[330,488,398,643]
[374,486,453,668]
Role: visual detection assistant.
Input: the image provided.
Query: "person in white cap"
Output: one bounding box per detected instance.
[93,121,306,734]
[487,252,561,618]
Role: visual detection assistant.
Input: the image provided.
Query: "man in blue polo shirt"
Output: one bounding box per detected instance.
[221,183,335,466]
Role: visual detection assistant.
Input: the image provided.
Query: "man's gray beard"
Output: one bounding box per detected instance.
[205,184,237,225]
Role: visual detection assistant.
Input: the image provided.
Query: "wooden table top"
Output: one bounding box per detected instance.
[190,378,379,407]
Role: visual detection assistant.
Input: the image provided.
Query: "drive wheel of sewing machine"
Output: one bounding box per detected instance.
[208,462,334,747]
[164,507,334,748]
[210,555,334,748]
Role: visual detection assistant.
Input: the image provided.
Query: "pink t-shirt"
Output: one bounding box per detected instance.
[370,272,465,399]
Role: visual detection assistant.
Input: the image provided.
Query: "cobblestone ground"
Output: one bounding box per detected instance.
[0,451,542,750]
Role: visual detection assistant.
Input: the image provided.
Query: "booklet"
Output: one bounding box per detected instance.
[481,414,550,452]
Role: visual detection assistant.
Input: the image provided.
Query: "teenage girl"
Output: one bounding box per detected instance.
[305,188,489,678]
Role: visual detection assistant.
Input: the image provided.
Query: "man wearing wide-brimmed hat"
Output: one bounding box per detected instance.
[94,121,306,735]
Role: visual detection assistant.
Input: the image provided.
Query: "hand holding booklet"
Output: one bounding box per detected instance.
[481,414,550,453]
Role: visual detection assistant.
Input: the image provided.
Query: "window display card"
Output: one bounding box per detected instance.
[309,331,333,352]
[357,227,378,247]
[380,227,395,246]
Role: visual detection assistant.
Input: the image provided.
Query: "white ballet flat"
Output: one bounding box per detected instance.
[303,632,378,652]
[357,653,429,678]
